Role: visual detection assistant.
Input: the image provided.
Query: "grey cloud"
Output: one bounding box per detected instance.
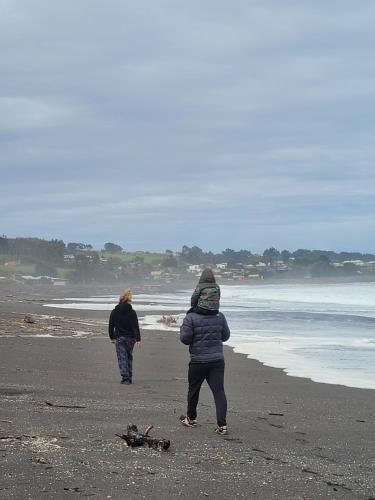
[0,97,77,130]
[1,1,375,251]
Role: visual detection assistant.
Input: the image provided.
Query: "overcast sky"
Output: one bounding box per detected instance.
[1,1,374,253]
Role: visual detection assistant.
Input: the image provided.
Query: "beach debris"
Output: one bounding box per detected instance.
[44,401,86,409]
[32,457,50,465]
[302,467,319,475]
[0,433,38,441]
[268,422,284,428]
[326,480,352,492]
[116,424,170,451]
[296,437,309,444]
[268,412,284,416]
[24,314,36,324]
[157,315,177,327]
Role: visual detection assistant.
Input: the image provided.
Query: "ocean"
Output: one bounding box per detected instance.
[45,282,375,390]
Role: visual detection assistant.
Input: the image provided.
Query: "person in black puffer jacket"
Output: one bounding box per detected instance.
[109,289,141,384]
[180,287,230,435]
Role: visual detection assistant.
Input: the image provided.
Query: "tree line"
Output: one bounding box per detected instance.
[179,245,375,265]
[1,236,374,282]
[0,236,65,265]
[1,237,374,266]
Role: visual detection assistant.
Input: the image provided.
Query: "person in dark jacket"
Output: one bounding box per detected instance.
[108,289,141,384]
[180,303,230,435]
[190,268,220,313]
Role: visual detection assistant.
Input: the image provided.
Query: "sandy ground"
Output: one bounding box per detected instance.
[1,284,375,499]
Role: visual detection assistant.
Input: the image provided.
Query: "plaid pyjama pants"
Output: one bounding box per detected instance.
[115,337,135,381]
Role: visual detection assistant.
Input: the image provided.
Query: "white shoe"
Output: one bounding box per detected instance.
[180,415,197,427]
[215,425,228,435]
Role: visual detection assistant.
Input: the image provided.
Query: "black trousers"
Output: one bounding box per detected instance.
[187,359,227,427]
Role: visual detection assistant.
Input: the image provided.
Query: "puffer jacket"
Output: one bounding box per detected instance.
[180,311,230,363]
[108,302,141,341]
[191,268,220,311]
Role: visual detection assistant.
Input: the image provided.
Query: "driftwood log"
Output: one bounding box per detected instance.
[44,401,86,409]
[116,424,170,451]
[157,315,177,327]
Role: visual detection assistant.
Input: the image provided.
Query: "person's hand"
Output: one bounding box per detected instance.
[135,341,141,348]
[110,340,115,344]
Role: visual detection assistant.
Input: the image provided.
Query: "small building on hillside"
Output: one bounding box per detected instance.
[187,265,203,273]
[4,261,18,267]
[216,263,228,270]
[63,255,75,262]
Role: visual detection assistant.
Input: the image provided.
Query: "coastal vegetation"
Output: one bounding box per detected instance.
[0,236,374,284]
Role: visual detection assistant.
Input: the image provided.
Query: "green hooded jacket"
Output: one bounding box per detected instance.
[190,268,220,311]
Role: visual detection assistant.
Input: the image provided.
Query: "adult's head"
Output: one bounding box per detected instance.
[119,288,132,303]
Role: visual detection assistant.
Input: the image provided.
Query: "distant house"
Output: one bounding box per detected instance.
[222,271,232,277]
[342,260,365,267]
[63,254,75,262]
[244,264,257,269]
[187,265,202,273]
[216,263,228,270]
[275,263,289,271]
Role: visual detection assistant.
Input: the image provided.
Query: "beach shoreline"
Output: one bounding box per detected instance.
[1,285,375,499]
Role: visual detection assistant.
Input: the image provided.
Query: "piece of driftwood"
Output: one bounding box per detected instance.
[0,434,33,440]
[0,434,39,440]
[33,457,50,464]
[157,315,177,327]
[44,401,86,409]
[116,424,170,451]
[24,314,36,324]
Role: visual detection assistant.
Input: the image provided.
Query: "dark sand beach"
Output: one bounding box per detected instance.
[1,286,375,499]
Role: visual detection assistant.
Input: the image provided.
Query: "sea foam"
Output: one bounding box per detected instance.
[44,282,375,390]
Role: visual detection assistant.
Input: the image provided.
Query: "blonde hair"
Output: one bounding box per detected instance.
[119,288,132,303]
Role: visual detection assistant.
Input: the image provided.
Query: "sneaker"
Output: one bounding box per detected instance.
[215,425,228,435]
[121,379,132,385]
[179,415,197,427]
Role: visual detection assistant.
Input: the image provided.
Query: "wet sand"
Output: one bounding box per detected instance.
[1,285,375,499]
